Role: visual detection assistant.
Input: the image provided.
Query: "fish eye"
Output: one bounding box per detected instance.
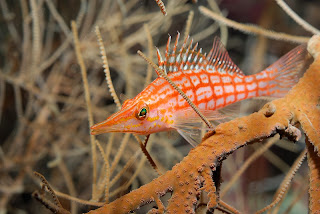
[135,102,149,120]
[137,107,147,119]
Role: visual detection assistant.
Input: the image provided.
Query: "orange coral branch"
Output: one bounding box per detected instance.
[306,138,320,212]
[87,36,319,213]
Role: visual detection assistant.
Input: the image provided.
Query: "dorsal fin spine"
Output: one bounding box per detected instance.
[176,35,188,71]
[156,48,163,77]
[182,39,193,69]
[198,49,204,67]
[207,48,213,62]
[164,35,171,73]
[194,48,202,69]
[173,32,180,54]
[157,34,244,76]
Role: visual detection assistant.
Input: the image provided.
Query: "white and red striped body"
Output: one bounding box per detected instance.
[148,69,274,112]
[91,34,307,146]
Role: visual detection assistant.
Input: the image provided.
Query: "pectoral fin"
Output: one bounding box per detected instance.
[171,106,240,146]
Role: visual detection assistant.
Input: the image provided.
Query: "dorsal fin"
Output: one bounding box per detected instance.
[208,37,244,75]
[156,33,244,76]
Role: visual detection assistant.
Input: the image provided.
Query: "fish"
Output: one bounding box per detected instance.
[91,33,307,146]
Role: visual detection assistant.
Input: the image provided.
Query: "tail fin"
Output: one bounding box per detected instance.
[261,44,308,98]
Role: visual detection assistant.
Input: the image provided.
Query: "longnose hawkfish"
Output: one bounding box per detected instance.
[91,33,307,146]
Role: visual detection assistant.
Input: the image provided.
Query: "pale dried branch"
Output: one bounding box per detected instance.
[0,0,20,44]
[255,148,307,214]
[199,6,309,43]
[58,160,78,214]
[54,190,103,207]
[143,24,154,88]
[34,172,63,209]
[116,0,127,16]
[13,85,24,122]
[76,0,87,26]
[45,0,71,36]
[30,0,42,72]
[109,154,146,198]
[306,137,320,212]
[275,0,320,35]
[71,21,98,200]
[95,26,122,110]
[109,149,141,187]
[208,0,228,46]
[95,140,110,203]
[0,78,5,122]
[183,10,194,42]
[283,182,308,214]
[221,135,279,197]
[109,133,130,174]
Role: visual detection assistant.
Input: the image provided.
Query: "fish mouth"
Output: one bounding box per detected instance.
[91,106,137,135]
[90,119,120,135]
[91,108,130,135]
[90,126,108,135]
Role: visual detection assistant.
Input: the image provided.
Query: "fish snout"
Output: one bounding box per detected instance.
[90,118,121,135]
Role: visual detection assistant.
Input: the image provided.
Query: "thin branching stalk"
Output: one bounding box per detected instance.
[71,21,98,200]
[255,149,307,214]
[34,172,63,208]
[13,85,24,122]
[0,0,20,44]
[109,154,146,198]
[58,159,78,214]
[199,6,309,43]
[275,0,320,35]
[122,48,134,98]
[105,133,114,163]
[47,145,62,168]
[30,0,42,73]
[143,24,154,88]
[94,0,110,27]
[221,135,279,197]
[283,183,308,214]
[80,0,96,37]
[76,0,87,27]
[109,133,130,174]
[218,200,240,214]
[54,190,103,207]
[95,140,110,203]
[183,10,194,42]
[45,0,71,36]
[208,0,228,46]
[109,150,141,187]
[39,36,73,72]
[42,16,55,59]
[116,0,127,16]
[95,26,122,110]
[0,78,5,124]
[261,146,291,173]
[20,0,31,74]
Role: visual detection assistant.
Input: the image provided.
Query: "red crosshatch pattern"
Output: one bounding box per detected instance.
[147,33,283,114]
[144,69,275,113]
[91,32,307,140]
